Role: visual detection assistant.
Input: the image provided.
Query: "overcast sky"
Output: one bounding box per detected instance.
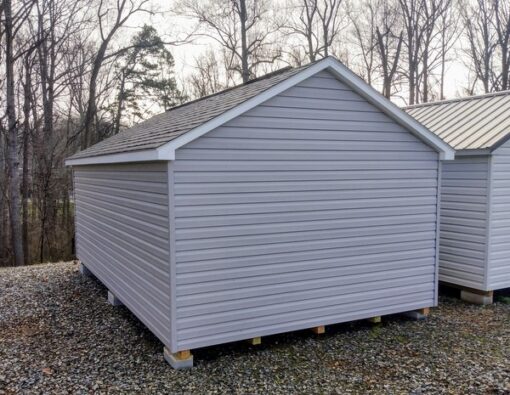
[127,1,474,106]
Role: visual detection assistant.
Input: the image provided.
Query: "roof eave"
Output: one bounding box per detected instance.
[64,148,162,166]
[66,56,455,165]
[455,148,491,157]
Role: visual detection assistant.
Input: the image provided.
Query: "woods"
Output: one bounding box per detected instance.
[1,0,510,266]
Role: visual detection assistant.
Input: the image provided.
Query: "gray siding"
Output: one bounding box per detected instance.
[439,156,490,289]
[488,140,510,289]
[74,162,172,346]
[172,70,440,350]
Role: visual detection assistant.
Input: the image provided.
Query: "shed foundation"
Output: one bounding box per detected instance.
[79,263,92,277]
[460,290,493,305]
[164,348,193,369]
[107,291,123,306]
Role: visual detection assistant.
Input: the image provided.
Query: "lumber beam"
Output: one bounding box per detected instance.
[247,337,261,346]
[367,316,382,324]
[311,325,325,335]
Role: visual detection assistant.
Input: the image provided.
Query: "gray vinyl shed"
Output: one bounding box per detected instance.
[66,57,454,369]
[405,91,510,304]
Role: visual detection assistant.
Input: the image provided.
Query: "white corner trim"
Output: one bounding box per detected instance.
[157,57,455,161]
[64,149,160,166]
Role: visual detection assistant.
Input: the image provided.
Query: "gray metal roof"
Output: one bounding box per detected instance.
[69,65,306,160]
[404,90,510,151]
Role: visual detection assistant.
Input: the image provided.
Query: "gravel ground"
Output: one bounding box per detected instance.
[1,261,509,394]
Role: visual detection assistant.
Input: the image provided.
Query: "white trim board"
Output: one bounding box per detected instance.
[66,57,455,166]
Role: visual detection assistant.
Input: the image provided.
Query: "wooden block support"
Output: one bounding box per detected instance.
[176,350,191,360]
[311,325,325,335]
[164,347,193,369]
[367,316,382,324]
[418,307,430,316]
[247,337,261,346]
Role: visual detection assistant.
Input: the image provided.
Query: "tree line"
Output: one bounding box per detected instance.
[1,0,509,266]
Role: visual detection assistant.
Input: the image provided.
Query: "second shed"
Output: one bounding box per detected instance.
[405,91,510,304]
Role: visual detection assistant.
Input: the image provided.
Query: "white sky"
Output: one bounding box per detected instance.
[128,1,474,106]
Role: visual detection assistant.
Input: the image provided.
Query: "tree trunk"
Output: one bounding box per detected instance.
[239,0,250,83]
[82,41,109,148]
[22,56,33,265]
[114,72,127,135]
[4,0,25,266]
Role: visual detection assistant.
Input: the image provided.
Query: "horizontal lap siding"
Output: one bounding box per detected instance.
[74,163,172,346]
[488,142,510,289]
[439,157,489,289]
[173,71,439,350]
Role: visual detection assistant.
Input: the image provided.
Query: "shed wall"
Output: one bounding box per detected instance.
[488,140,510,289]
[73,162,172,346]
[172,70,440,350]
[439,156,490,289]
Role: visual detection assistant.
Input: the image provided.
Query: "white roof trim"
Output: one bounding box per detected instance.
[67,57,455,166]
[65,149,160,166]
[455,148,491,157]
[157,57,454,160]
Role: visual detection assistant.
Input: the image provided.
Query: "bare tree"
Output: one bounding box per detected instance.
[461,0,497,93]
[82,0,151,148]
[2,0,35,266]
[376,15,404,98]
[179,0,281,83]
[286,0,344,63]
[493,0,510,90]
[186,50,231,98]
[348,0,377,85]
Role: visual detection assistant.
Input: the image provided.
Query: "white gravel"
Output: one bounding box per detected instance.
[1,261,509,394]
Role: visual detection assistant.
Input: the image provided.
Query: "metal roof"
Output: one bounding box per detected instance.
[404,90,510,151]
[68,65,305,160]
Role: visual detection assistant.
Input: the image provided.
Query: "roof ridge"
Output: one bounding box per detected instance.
[403,89,510,110]
[166,65,295,113]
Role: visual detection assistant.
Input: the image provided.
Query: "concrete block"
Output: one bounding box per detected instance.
[402,310,428,321]
[164,347,193,369]
[79,263,92,277]
[461,290,493,305]
[108,291,123,306]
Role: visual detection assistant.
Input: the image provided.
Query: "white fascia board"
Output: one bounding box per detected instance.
[65,149,160,166]
[157,57,456,161]
[456,148,491,157]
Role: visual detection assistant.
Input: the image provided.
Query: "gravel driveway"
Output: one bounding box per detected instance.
[1,261,509,394]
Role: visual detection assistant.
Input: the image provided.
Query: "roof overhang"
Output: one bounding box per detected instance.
[455,148,491,157]
[66,57,455,166]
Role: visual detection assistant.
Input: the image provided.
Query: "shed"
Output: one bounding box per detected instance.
[66,57,454,369]
[405,91,510,304]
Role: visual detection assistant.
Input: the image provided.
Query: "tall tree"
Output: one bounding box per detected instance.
[82,0,151,148]
[286,0,344,63]
[179,0,281,83]
[376,20,403,98]
[461,0,497,93]
[2,0,34,266]
[112,25,183,134]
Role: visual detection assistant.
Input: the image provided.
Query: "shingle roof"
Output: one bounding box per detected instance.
[69,65,307,160]
[404,90,510,151]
